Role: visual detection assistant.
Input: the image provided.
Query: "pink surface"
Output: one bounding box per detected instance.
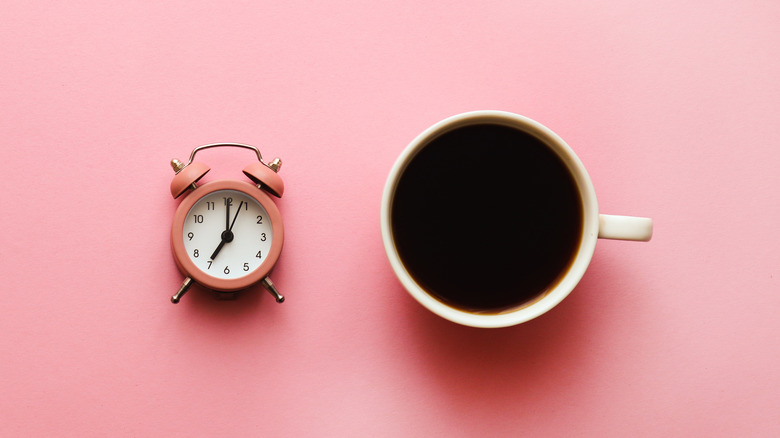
[1,1,778,436]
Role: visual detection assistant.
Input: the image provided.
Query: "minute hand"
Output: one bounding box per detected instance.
[225,197,231,231]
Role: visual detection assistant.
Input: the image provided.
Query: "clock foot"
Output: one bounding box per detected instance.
[261,277,284,303]
[171,277,193,304]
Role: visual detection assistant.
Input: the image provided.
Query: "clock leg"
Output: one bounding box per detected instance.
[261,277,284,303]
[171,277,193,304]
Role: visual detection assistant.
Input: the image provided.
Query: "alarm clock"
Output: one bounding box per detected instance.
[168,143,285,304]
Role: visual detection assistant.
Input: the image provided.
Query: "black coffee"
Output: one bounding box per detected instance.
[391,124,583,312]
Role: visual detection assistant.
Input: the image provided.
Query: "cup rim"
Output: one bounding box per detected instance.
[381,110,600,328]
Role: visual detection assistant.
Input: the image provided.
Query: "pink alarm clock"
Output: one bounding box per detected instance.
[168,143,285,304]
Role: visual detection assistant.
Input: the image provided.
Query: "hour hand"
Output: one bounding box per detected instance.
[210,238,227,260]
[210,228,234,260]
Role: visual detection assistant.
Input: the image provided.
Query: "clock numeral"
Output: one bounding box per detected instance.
[224,266,230,275]
[193,214,204,223]
[256,215,263,224]
[206,201,215,210]
[207,260,212,269]
[193,249,199,258]
[256,251,262,259]
[187,232,194,241]
[224,197,233,206]
[243,263,250,271]
[260,233,267,242]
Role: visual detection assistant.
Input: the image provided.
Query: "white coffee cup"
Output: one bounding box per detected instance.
[381,111,652,328]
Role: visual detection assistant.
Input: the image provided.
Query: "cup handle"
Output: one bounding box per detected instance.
[598,214,653,241]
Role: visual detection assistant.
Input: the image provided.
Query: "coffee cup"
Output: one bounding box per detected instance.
[381,111,652,328]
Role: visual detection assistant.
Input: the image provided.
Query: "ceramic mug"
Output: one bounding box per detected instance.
[380,111,652,328]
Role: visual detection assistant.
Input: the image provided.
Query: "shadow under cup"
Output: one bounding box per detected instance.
[387,121,585,316]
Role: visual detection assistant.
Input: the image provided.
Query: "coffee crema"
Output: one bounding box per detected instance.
[391,124,583,313]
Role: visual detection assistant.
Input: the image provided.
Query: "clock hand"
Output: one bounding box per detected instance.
[210,201,244,260]
[225,197,231,231]
[229,201,244,231]
[209,238,228,260]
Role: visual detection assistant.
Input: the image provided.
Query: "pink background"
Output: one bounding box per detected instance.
[1,1,779,436]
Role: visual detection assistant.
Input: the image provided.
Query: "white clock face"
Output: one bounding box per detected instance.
[183,189,273,279]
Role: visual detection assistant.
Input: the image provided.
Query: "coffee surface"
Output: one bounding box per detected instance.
[392,124,583,312]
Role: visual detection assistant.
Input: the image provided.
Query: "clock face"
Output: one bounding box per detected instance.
[182,189,273,280]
